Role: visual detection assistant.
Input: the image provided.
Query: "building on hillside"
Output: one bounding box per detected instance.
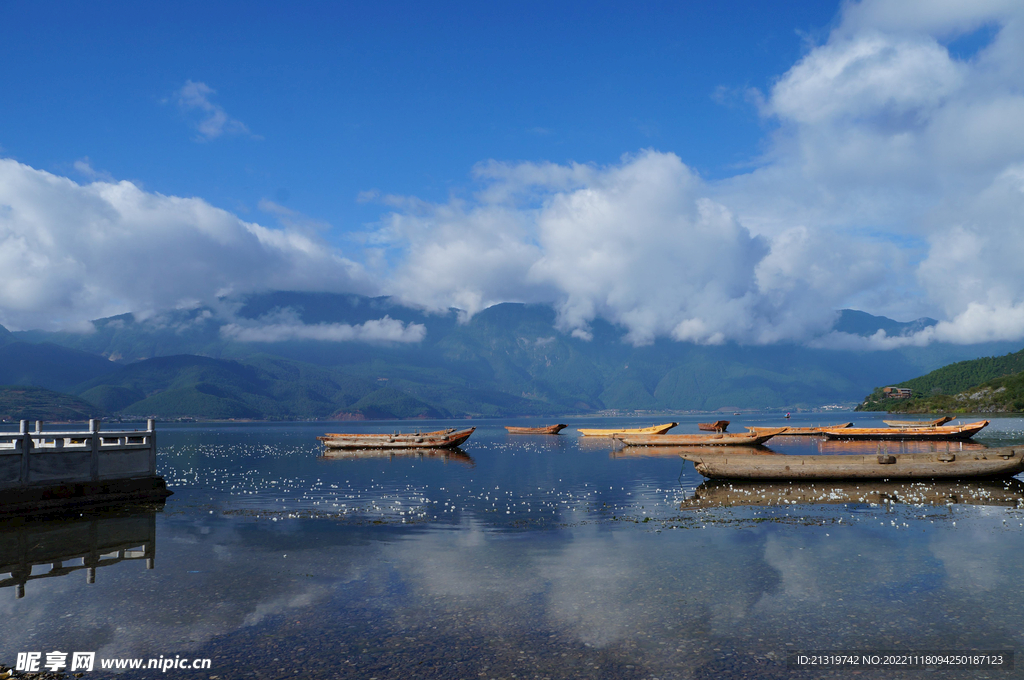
[882,386,913,399]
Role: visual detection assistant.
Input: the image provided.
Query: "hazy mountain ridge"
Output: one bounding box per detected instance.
[1,294,1021,419]
[832,309,937,338]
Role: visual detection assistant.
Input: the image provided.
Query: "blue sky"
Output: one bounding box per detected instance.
[2,1,836,232]
[2,0,1024,349]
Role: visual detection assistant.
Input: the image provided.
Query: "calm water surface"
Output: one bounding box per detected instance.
[3,413,1024,679]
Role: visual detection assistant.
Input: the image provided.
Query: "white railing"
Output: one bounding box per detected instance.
[0,419,157,489]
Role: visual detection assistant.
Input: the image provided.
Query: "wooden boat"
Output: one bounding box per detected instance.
[613,428,786,447]
[745,423,852,436]
[317,427,475,450]
[576,422,678,437]
[677,445,1023,480]
[505,424,567,435]
[679,478,1024,509]
[823,420,989,441]
[882,416,953,428]
[320,447,474,466]
[698,420,729,432]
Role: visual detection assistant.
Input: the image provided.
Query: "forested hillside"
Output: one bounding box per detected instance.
[858,348,1024,413]
[0,385,105,422]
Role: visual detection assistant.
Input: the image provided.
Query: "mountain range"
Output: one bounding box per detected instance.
[1,292,1019,420]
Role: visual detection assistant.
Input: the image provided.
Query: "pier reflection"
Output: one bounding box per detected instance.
[319,447,474,466]
[679,477,1024,510]
[0,506,158,599]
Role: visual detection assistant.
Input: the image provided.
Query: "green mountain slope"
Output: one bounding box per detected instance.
[858,347,1024,412]
[0,385,105,421]
[0,341,117,391]
[73,354,370,420]
[67,353,554,419]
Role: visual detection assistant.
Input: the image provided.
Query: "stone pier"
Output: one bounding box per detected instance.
[0,420,171,515]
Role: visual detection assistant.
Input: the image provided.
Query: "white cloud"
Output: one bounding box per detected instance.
[0,159,373,330]
[221,313,426,343]
[768,32,967,126]
[839,0,1020,37]
[174,80,254,141]
[72,157,114,182]
[712,0,1024,342]
[372,151,907,346]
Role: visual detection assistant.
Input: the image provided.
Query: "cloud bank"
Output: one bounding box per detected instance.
[221,312,426,343]
[0,160,371,331]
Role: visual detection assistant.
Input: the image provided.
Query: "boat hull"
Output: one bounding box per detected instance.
[823,420,989,441]
[317,427,475,450]
[505,424,567,435]
[577,422,678,437]
[679,446,1024,480]
[614,429,785,447]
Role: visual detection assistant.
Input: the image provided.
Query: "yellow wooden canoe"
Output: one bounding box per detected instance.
[576,422,678,437]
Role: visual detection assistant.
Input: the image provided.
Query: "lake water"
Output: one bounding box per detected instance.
[2,413,1024,679]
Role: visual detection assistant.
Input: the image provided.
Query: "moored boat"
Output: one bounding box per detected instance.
[577,422,678,437]
[698,420,729,432]
[745,423,852,436]
[678,445,1023,480]
[613,428,786,447]
[823,420,989,441]
[317,427,475,450]
[882,416,953,428]
[505,424,567,435]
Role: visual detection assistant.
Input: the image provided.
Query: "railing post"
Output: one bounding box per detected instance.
[19,420,29,486]
[89,419,100,481]
[147,419,156,476]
